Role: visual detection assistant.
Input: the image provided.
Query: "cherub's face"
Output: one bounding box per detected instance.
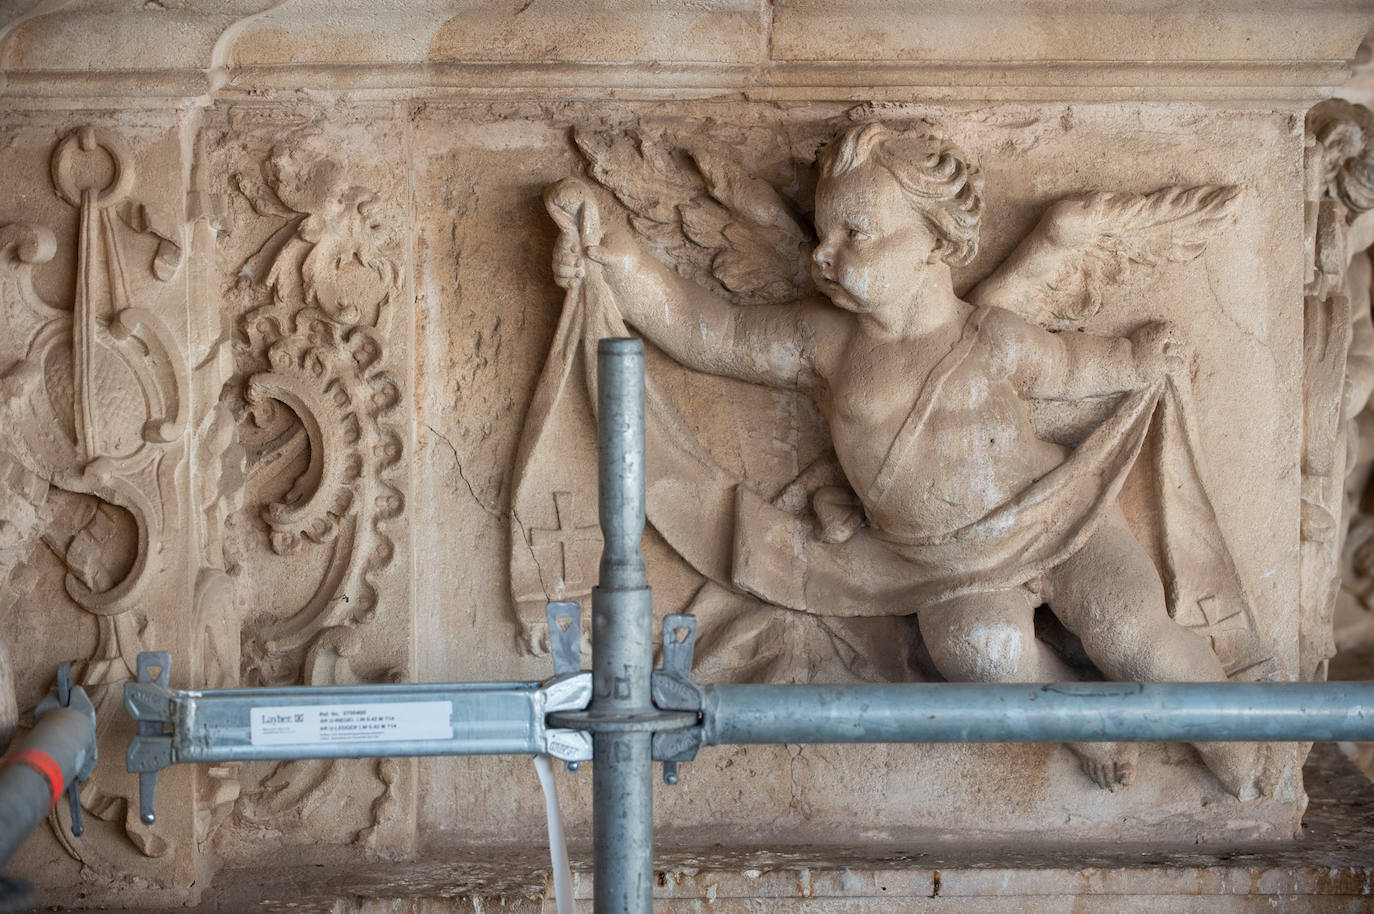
[811,163,944,314]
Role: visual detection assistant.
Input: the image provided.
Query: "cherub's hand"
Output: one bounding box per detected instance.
[1131,320,1192,384]
[552,232,585,290]
[551,223,640,290]
[584,224,641,278]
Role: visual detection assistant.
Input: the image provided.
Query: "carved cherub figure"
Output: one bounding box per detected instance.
[541,122,1278,798]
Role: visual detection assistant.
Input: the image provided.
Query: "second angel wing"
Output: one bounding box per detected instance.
[970,184,1241,328]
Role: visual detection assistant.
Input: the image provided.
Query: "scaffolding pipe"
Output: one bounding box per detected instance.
[700,681,1374,747]
[0,706,95,871]
[592,338,654,914]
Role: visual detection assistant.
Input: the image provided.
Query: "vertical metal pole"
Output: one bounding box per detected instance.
[592,338,653,914]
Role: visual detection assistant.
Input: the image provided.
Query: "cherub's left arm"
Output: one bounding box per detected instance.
[984,308,1181,401]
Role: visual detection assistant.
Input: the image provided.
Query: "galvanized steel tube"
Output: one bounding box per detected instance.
[701,681,1374,747]
[592,338,653,914]
[596,338,648,592]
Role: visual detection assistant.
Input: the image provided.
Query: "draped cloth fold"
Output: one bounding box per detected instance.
[510,248,1279,681]
[509,257,746,621]
[731,315,1280,681]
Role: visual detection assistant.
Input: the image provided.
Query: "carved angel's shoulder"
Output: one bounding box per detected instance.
[974,303,1058,380]
[795,294,859,381]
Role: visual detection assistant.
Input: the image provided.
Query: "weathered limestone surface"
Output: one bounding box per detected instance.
[0,2,1371,911]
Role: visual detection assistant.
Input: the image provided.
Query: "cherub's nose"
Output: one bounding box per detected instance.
[812,243,834,271]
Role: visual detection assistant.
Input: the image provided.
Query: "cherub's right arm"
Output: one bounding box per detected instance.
[558,224,842,391]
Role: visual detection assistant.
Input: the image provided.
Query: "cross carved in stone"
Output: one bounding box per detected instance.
[1193,595,1240,628]
[1186,594,1244,652]
[529,491,600,597]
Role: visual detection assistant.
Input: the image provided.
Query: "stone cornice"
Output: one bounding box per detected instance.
[0,0,1369,103]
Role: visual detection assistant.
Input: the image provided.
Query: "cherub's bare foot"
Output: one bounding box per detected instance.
[1194,741,1276,801]
[1069,742,1138,791]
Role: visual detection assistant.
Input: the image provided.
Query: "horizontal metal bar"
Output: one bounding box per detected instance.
[125,673,593,772]
[701,681,1374,746]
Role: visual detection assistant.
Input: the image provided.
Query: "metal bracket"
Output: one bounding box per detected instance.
[33,662,97,837]
[660,613,696,678]
[547,601,584,772]
[546,601,582,678]
[126,652,171,825]
[651,614,703,784]
[546,613,700,771]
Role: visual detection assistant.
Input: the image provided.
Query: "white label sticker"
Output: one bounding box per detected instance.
[249,701,453,746]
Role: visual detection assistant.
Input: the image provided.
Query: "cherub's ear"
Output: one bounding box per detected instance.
[933,235,977,267]
[926,236,947,264]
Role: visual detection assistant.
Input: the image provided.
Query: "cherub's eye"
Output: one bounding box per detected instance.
[847,227,865,240]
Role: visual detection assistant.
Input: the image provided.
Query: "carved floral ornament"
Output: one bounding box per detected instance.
[229,126,406,691]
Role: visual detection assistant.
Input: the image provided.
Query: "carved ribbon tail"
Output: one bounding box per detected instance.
[1154,377,1282,681]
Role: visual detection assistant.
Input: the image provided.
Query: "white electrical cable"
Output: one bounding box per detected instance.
[533,755,575,914]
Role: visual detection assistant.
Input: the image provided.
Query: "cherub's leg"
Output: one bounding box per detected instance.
[917,588,1138,790]
[1048,507,1273,800]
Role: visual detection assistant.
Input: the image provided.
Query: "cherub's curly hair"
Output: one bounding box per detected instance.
[819,123,983,267]
[1309,100,1374,216]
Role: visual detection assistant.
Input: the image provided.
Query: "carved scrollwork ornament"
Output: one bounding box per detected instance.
[221,126,408,845]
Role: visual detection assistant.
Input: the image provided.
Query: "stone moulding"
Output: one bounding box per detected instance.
[0,0,1369,102]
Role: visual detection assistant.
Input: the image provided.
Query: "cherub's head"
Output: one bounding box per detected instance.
[812,123,982,314]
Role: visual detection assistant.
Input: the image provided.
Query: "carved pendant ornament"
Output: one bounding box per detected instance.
[2,126,186,615]
[515,122,1282,799]
[1303,101,1374,686]
[0,125,189,860]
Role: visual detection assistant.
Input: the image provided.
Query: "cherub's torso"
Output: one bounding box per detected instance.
[817,311,1066,539]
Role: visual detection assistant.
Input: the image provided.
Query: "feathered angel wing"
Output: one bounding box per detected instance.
[969,185,1242,328]
[573,127,814,305]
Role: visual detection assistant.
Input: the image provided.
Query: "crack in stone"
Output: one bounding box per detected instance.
[423,423,501,521]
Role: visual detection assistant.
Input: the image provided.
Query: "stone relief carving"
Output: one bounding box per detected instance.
[0,125,189,863]
[218,124,408,848]
[516,121,1281,799]
[224,125,406,687]
[1305,101,1374,671]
